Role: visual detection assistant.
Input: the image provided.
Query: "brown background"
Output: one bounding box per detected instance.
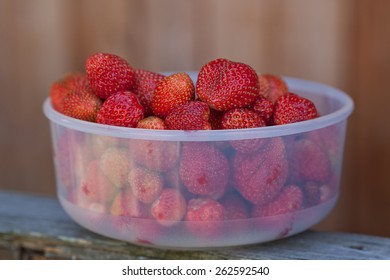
[0,0,389,237]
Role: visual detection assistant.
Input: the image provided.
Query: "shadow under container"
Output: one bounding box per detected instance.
[43,75,354,249]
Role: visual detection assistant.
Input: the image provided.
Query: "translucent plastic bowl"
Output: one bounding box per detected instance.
[43,73,354,249]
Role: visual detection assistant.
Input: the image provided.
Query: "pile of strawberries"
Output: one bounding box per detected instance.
[50,53,319,130]
[50,53,341,246]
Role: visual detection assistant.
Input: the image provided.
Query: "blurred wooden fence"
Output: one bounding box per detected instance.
[0,0,389,237]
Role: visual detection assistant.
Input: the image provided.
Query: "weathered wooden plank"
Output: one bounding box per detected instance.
[0,191,389,260]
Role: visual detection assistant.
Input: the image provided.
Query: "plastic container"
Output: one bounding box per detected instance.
[43,73,354,249]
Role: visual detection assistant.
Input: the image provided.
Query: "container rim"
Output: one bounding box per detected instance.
[43,75,354,141]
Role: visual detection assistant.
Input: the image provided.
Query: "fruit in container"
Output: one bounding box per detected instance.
[44,52,353,248]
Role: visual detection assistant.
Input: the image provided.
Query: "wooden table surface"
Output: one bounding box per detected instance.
[0,190,389,260]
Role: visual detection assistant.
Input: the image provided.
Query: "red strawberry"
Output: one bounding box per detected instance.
[179,142,229,198]
[80,160,117,204]
[165,101,211,130]
[96,90,144,127]
[185,197,225,237]
[151,72,195,118]
[62,88,103,122]
[137,116,165,129]
[230,138,268,154]
[99,147,131,188]
[221,108,265,129]
[258,74,270,97]
[50,72,90,113]
[233,137,288,205]
[132,69,165,116]
[86,53,135,99]
[209,109,224,130]
[128,167,164,204]
[252,185,303,238]
[273,93,318,125]
[130,140,180,172]
[262,74,288,103]
[196,58,259,111]
[220,192,250,220]
[151,188,187,227]
[251,95,274,125]
[289,138,331,184]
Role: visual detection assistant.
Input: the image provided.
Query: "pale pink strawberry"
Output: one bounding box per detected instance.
[132,69,165,116]
[151,188,187,227]
[110,188,149,218]
[230,138,268,154]
[252,185,303,217]
[86,52,135,99]
[220,192,250,220]
[196,58,260,111]
[151,72,195,118]
[128,167,164,204]
[79,160,117,204]
[99,147,131,188]
[165,101,211,130]
[288,138,331,184]
[252,185,303,238]
[179,142,229,198]
[302,182,321,207]
[136,116,165,129]
[130,140,180,172]
[233,137,288,205]
[185,197,225,237]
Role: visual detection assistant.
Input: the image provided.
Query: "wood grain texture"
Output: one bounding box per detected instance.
[0,0,389,237]
[1,191,389,260]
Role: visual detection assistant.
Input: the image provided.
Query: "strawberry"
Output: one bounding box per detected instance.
[258,74,270,97]
[233,137,288,205]
[165,101,211,130]
[179,142,229,198]
[196,58,259,111]
[132,69,165,116]
[151,188,187,227]
[251,95,274,125]
[50,72,90,113]
[110,188,149,218]
[99,147,131,188]
[261,74,288,103]
[252,185,303,238]
[221,108,265,129]
[220,192,250,220]
[96,90,144,127]
[302,182,321,207]
[273,93,318,125]
[185,197,225,238]
[86,52,135,99]
[62,88,103,122]
[128,167,164,204]
[137,116,165,129]
[288,138,331,184]
[80,160,117,204]
[252,185,303,217]
[130,140,180,172]
[209,109,224,130]
[230,138,268,154]
[151,72,195,118]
